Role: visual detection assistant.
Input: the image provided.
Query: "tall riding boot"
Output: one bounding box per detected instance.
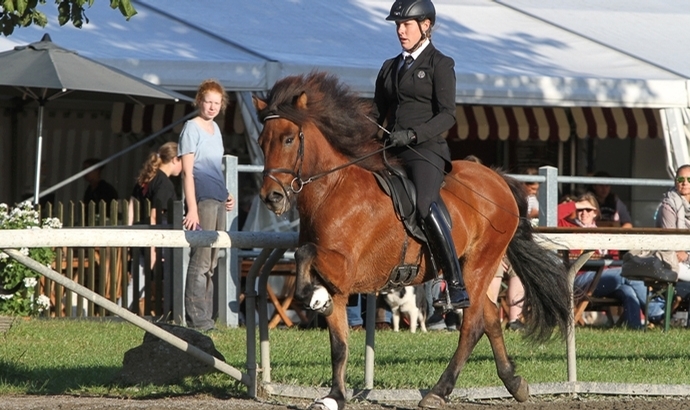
[423,202,470,310]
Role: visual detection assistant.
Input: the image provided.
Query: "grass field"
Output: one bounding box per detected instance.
[1,318,688,399]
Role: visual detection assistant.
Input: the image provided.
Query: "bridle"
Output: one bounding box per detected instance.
[261,113,386,199]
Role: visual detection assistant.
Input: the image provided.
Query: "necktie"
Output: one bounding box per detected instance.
[398,55,414,83]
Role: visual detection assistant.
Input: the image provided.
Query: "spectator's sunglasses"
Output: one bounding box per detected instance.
[676,176,690,184]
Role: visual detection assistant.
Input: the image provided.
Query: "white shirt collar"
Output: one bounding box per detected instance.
[402,39,430,61]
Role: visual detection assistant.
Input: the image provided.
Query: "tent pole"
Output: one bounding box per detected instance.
[33,103,44,205]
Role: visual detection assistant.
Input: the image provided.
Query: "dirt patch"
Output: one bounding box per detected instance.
[2,395,690,410]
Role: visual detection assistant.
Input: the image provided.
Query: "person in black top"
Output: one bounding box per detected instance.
[82,157,119,218]
[129,142,182,225]
[127,142,182,310]
[372,0,469,309]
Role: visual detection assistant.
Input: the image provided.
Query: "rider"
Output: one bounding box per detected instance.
[372,0,470,310]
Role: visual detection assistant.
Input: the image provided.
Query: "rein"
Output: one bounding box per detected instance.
[261,114,386,196]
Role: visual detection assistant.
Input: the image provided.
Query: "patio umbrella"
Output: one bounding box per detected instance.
[0,34,193,204]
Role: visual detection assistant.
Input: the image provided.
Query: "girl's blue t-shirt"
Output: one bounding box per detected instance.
[178,120,227,203]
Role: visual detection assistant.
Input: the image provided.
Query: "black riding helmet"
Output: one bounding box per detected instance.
[386,0,436,52]
[386,0,436,26]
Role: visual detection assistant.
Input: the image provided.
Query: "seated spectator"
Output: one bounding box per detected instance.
[563,193,647,328]
[587,171,633,228]
[574,267,655,329]
[557,193,599,228]
[654,164,690,282]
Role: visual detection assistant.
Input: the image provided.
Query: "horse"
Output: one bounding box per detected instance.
[253,71,570,410]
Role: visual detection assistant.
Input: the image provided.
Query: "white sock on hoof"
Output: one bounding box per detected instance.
[310,286,330,310]
[314,397,338,410]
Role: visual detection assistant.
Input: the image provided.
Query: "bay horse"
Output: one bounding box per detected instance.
[253,72,570,410]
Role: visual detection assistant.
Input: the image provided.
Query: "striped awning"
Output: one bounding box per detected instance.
[110,101,244,135]
[453,106,662,141]
[112,101,662,141]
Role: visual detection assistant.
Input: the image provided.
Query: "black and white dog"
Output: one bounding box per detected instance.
[382,285,428,333]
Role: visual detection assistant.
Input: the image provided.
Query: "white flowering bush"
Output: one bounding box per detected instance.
[0,201,61,316]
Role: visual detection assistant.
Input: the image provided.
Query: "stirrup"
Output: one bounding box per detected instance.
[433,282,470,311]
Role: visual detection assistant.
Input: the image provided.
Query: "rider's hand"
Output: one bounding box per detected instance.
[388,130,416,147]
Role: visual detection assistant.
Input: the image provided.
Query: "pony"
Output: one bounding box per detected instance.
[253,71,570,410]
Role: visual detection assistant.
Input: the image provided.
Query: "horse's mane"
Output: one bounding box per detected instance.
[259,71,386,171]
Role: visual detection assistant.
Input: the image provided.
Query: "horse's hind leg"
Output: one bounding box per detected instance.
[308,296,350,410]
[482,293,529,402]
[419,305,485,408]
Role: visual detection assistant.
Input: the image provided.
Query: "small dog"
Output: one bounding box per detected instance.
[382,285,428,333]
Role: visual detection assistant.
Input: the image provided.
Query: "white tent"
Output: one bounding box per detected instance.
[2,0,690,198]
[3,0,689,106]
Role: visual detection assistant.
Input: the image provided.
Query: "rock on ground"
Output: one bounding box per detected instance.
[113,323,225,385]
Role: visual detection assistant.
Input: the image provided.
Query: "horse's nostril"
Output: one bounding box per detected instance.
[266,191,284,204]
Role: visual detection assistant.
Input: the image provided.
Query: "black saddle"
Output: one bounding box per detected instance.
[373,165,452,242]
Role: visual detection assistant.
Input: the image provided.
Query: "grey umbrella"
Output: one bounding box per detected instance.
[0,33,192,204]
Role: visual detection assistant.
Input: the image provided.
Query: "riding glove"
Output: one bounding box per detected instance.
[388,130,416,147]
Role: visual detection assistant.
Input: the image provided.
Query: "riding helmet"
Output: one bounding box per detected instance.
[386,0,436,26]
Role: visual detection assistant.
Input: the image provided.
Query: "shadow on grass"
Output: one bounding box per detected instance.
[0,361,247,399]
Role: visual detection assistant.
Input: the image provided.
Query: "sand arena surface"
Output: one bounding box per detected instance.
[2,395,690,410]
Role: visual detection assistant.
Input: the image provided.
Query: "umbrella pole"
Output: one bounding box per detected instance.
[33,104,44,205]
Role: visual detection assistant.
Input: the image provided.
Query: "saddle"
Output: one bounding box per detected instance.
[373,165,452,243]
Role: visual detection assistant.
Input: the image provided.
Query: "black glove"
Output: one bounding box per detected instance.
[388,130,416,147]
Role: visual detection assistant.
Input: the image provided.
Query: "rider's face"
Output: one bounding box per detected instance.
[396,19,430,52]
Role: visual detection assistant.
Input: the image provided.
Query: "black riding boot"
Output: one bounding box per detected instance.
[423,202,470,310]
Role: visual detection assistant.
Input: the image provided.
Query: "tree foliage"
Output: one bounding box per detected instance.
[1,0,136,36]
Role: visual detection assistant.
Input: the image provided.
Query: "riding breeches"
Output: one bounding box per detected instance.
[398,146,447,219]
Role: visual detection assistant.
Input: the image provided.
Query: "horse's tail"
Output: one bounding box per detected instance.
[503,174,571,342]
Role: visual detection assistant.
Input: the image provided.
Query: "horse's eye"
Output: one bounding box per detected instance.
[285,135,294,145]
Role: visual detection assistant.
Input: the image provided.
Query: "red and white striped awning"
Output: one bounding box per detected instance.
[452,106,662,141]
[111,102,662,142]
[110,101,244,135]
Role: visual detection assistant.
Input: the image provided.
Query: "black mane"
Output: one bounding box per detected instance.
[259,71,385,171]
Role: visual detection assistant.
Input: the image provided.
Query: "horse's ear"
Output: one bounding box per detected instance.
[296,92,308,110]
[252,95,267,111]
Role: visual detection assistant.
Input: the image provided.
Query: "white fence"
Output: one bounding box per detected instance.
[2,229,689,398]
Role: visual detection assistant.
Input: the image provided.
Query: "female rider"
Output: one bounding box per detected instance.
[372,0,469,309]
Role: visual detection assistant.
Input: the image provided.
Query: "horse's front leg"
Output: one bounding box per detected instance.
[293,243,351,317]
[308,296,350,410]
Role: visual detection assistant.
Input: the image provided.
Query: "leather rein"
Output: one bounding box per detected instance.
[261,113,386,199]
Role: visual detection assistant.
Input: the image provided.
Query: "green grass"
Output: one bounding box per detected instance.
[1,319,689,399]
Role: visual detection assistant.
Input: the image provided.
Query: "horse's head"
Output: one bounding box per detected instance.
[252,91,309,216]
[253,72,383,216]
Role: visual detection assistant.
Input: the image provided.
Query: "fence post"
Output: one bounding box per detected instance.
[171,201,185,325]
[218,155,240,327]
[538,166,559,227]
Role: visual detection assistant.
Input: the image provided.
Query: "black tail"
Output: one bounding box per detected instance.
[503,175,570,342]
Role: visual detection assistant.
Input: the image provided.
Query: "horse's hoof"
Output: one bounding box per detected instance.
[511,377,530,402]
[317,299,333,316]
[309,287,333,315]
[308,397,338,410]
[418,392,445,409]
